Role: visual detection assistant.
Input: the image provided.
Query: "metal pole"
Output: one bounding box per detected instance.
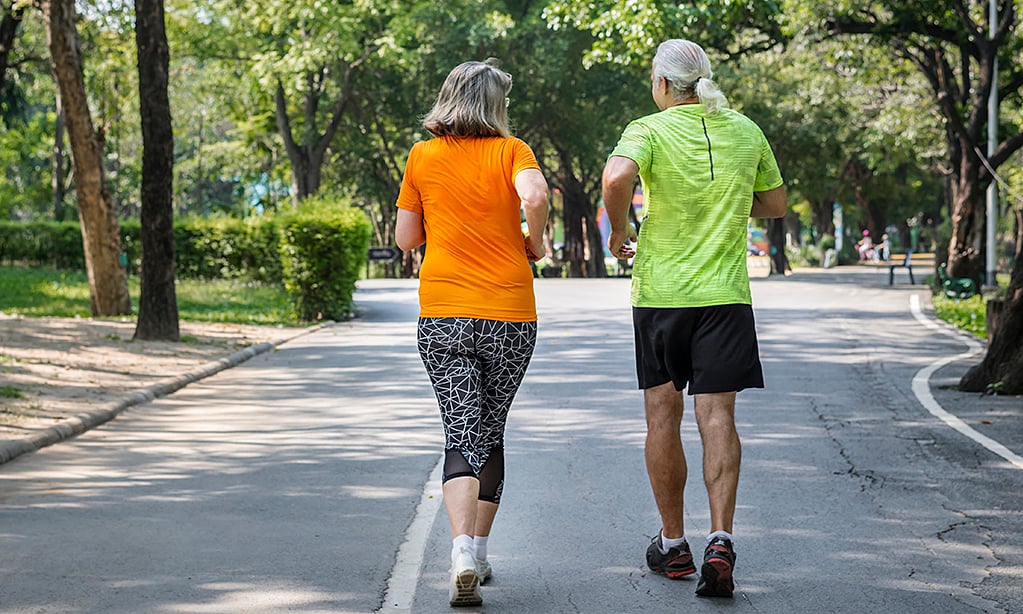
[986,0,998,287]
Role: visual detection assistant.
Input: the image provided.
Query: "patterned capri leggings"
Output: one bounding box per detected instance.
[418,317,537,504]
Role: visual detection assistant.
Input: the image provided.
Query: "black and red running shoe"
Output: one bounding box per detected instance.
[646,534,697,579]
[695,536,736,597]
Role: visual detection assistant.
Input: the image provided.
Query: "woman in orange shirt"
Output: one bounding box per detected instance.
[395,59,549,607]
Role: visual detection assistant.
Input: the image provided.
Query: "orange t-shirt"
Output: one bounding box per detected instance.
[396,135,541,321]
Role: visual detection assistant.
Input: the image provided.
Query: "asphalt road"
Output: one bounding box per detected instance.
[0,270,1020,613]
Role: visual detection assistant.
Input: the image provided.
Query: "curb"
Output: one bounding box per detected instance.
[0,322,332,466]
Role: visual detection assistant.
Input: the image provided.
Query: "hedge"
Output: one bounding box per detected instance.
[2,216,285,282]
[277,195,372,321]
[0,201,372,321]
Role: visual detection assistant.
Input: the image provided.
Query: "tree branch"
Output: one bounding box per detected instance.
[950,0,981,42]
[274,80,300,162]
[316,43,378,154]
[990,131,1023,170]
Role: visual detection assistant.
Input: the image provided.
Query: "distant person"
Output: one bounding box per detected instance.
[857,230,874,261]
[395,59,549,608]
[877,233,892,261]
[603,39,786,598]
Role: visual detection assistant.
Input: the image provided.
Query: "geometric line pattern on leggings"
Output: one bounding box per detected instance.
[418,317,536,475]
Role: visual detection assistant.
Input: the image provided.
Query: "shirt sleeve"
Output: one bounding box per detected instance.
[395,144,423,215]
[510,137,541,179]
[608,120,652,175]
[753,133,784,192]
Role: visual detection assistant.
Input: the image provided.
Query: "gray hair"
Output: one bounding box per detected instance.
[652,40,728,114]
[422,59,512,138]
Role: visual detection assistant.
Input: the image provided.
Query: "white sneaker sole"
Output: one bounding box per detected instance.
[449,568,482,607]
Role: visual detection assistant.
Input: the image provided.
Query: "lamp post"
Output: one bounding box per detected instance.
[986,0,998,287]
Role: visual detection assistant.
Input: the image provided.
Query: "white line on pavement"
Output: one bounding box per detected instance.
[909,294,1023,470]
[378,455,444,613]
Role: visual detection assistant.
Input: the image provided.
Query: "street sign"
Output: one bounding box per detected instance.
[367,246,402,261]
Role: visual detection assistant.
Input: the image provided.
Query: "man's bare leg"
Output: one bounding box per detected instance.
[694,391,740,533]
[644,381,688,539]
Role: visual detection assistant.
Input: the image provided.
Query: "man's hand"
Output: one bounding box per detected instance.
[608,224,637,260]
[602,155,641,260]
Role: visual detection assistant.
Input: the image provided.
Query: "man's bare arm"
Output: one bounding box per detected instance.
[751,185,787,218]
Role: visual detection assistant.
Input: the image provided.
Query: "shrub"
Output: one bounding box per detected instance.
[277,195,371,321]
[0,220,85,269]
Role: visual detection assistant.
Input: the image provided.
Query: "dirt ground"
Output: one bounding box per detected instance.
[0,314,306,442]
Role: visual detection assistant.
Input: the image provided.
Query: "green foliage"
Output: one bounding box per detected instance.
[932,294,987,338]
[544,0,785,66]
[174,215,282,282]
[0,221,85,268]
[0,217,282,282]
[0,113,54,219]
[277,195,371,321]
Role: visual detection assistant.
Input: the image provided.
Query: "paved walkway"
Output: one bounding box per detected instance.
[0,268,1020,613]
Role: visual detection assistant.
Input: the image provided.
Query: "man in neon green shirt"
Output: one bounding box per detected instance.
[603,39,787,599]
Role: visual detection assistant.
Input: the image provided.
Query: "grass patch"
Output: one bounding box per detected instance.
[930,273,1011,340]
[0,385,23,399]
[932,294,987,338]
[176,279,297,325]
[0,266,299,326]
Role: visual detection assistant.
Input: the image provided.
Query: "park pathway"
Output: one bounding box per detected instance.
[0,270,1020,613]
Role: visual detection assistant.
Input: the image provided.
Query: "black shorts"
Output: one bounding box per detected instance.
[633,304,764,394]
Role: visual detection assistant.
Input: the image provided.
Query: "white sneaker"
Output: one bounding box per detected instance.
[475,558,492,584]
[449,546,482,607]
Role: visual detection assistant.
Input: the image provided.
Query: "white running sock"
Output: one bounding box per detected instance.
[452,534,474,562]
[660,531,687,553]
[707,530,734,544]
[473,535,489,561]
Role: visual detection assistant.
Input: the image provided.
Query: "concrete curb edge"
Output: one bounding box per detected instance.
[0,321,333,466]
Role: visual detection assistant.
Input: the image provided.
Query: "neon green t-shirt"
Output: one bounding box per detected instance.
[609,104,783,308]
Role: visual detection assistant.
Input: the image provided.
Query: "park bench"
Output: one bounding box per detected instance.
[888,251,915,285]
[937,264,979,299]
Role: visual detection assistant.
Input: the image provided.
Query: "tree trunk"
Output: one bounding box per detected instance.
[960,248,1023,394]
[133,0,178,341]
[767,217,790,276]
[810,198,835,239]
[45,0,131,316]
[945,159,986,288]
[558,172,605,278]
[52,98,67,221]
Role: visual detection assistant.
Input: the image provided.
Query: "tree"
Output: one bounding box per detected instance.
[44,0,130,315]
[241,0,395,203]
[133,0,178,341]
[727,38,944,260]
[544,0,792,275]
[808,1,1023,394]
[815,1,1023,283]
[961,247,1023,393]
[518,10,650,278]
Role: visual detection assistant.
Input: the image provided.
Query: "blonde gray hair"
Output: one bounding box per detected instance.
[652,40,728,114]
[423,59,512,138]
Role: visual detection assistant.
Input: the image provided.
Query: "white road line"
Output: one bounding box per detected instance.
[909,294,1023,470]
[378,456,444,613]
